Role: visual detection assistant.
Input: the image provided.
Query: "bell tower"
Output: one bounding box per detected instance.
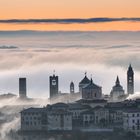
[70,81,75,94]
[49,71,59,98]
[127,64,134,95]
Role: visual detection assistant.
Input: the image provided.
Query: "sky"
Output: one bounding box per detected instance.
[0,1,140,98]
[0,0,140,31]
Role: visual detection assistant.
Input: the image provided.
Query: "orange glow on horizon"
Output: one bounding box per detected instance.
[0,22,140,31]
[0,0,140,31]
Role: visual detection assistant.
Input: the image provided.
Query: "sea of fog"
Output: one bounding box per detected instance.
[0,31,139,98]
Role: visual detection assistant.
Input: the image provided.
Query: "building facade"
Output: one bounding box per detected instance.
[123,109,140,136]
[82,78,102,100]
[21,103,72,131]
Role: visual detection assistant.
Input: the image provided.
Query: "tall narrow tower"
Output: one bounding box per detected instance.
[127,64,134,95]
[49,72,59,98]
[70,81,75,94]
[19,78,27,99]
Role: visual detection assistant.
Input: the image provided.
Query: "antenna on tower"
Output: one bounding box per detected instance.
[53,70,55,76]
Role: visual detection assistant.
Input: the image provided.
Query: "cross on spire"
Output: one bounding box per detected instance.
[85,71,87,77]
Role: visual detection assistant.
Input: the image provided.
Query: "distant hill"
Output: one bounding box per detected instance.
[0,93,17,100]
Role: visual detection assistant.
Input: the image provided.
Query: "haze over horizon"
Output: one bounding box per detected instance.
[0,31,139,98]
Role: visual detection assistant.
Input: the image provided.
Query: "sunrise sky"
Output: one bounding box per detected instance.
[0,0,140,31]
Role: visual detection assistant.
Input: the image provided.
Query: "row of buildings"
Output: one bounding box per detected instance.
[18,64,134,102]
[20,64,140,137]
[20,100,140,136]
[49,64,134,102]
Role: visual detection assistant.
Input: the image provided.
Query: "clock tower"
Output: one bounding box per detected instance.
[127,64,134,95]
[49,72,59,98]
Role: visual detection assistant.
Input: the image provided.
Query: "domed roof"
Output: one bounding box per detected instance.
[79,73,90,85]
[112,76,124,91]
[83,78,101,89]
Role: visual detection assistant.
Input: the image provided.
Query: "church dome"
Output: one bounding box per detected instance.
[79,73,90,85]
[112,76,124,92]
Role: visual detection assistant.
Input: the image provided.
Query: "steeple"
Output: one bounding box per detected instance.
[128,64,134,74]
[116,76,120,85]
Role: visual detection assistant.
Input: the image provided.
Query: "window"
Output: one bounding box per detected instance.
[26,122,29,125]
[95,93,97,97]
[137,114,139,117]
[132,114,135,117]
[133,120,135,123]
[90,116,93,120]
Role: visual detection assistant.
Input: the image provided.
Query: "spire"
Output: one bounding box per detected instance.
[116,76,120,85]
[128,64,134,74]
[90,75,93,84]
[129,64,132,70]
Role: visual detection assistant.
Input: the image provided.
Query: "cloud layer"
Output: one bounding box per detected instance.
[0,31,140,98]
[0,18,140,24]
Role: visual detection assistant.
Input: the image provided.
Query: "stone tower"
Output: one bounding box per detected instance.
[127,64,134,95]
[19,78,27,99]
[70,81,75,94]
[49,72,59,98]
